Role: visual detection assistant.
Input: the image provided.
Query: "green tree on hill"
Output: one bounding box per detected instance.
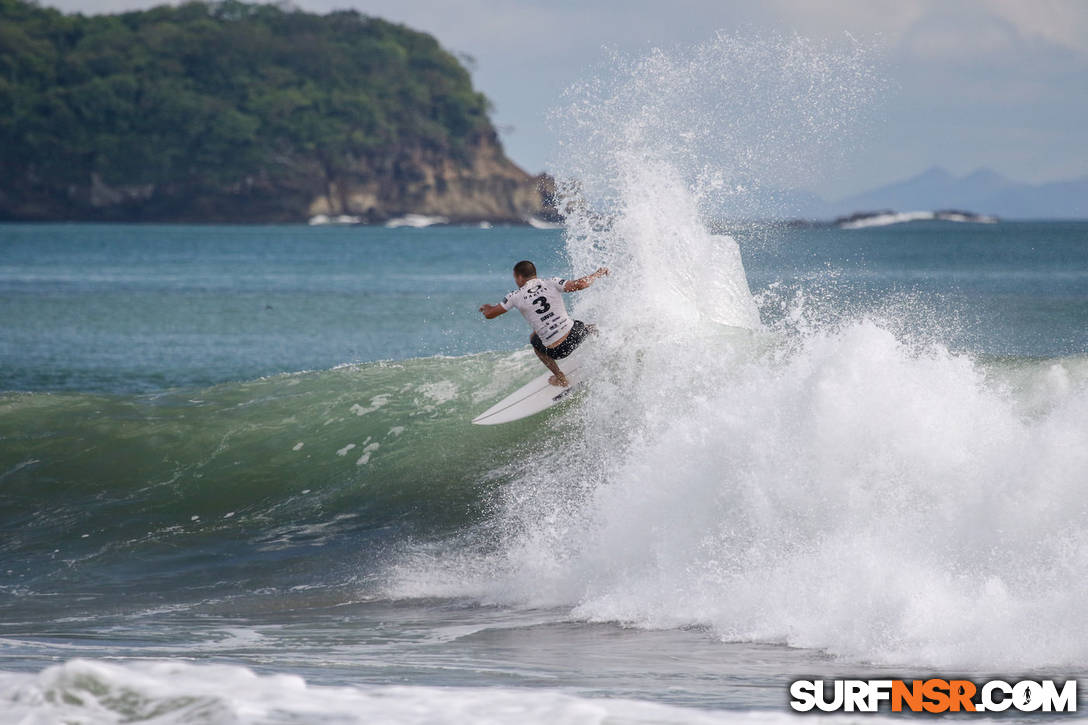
[0,0,499,216]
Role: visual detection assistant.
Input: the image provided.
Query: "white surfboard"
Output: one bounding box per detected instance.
[472,352,589,425]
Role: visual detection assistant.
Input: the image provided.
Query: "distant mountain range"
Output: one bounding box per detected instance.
[783,167,1088,220]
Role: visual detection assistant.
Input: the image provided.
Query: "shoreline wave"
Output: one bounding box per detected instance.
[0,658,762,725]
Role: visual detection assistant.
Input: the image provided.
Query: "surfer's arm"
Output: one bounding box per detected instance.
[479,303,508,319]
[563,267,609,292]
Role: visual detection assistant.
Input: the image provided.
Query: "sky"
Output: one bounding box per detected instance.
[41,0,1088,198]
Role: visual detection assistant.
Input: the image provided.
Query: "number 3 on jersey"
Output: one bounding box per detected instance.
[532,296,551,314]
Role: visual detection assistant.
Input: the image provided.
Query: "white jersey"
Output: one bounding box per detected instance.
[501,276,573,346]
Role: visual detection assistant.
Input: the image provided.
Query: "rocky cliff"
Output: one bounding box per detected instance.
[12,130,549,224]
[306,132,548,224]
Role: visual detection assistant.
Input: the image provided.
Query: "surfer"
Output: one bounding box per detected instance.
[479,260,608,387]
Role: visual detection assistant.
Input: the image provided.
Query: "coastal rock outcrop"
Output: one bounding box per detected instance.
[306,133,548,224]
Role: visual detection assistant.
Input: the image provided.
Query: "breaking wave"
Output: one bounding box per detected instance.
[381,35,1088,670]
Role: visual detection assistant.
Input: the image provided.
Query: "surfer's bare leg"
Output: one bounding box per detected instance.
[533,347,569,387]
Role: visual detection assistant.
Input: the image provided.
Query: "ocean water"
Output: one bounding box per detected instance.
[1,219,1086,723]
[4,33,1088,724]
[3,221,1083,394]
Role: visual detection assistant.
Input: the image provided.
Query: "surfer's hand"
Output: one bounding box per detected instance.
[594,267,609,278]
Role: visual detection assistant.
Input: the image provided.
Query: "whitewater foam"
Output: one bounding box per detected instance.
[0,658,831,725]
[389,317,1088,668]
[383,35,1088,671]
[351,394,391,416]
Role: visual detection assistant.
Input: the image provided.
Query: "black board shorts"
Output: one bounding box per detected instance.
[531,320,590,360]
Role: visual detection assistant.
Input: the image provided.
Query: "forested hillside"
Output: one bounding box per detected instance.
[0,0,547,222]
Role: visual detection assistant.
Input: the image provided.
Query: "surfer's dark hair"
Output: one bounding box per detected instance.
[513,260,536,278]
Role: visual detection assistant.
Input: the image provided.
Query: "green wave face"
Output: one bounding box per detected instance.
[0,352,558,602]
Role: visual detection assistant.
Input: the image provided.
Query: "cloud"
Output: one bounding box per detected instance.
[761,0,1088,57]
[985,0,1088,54]
[899,8,1023,61]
